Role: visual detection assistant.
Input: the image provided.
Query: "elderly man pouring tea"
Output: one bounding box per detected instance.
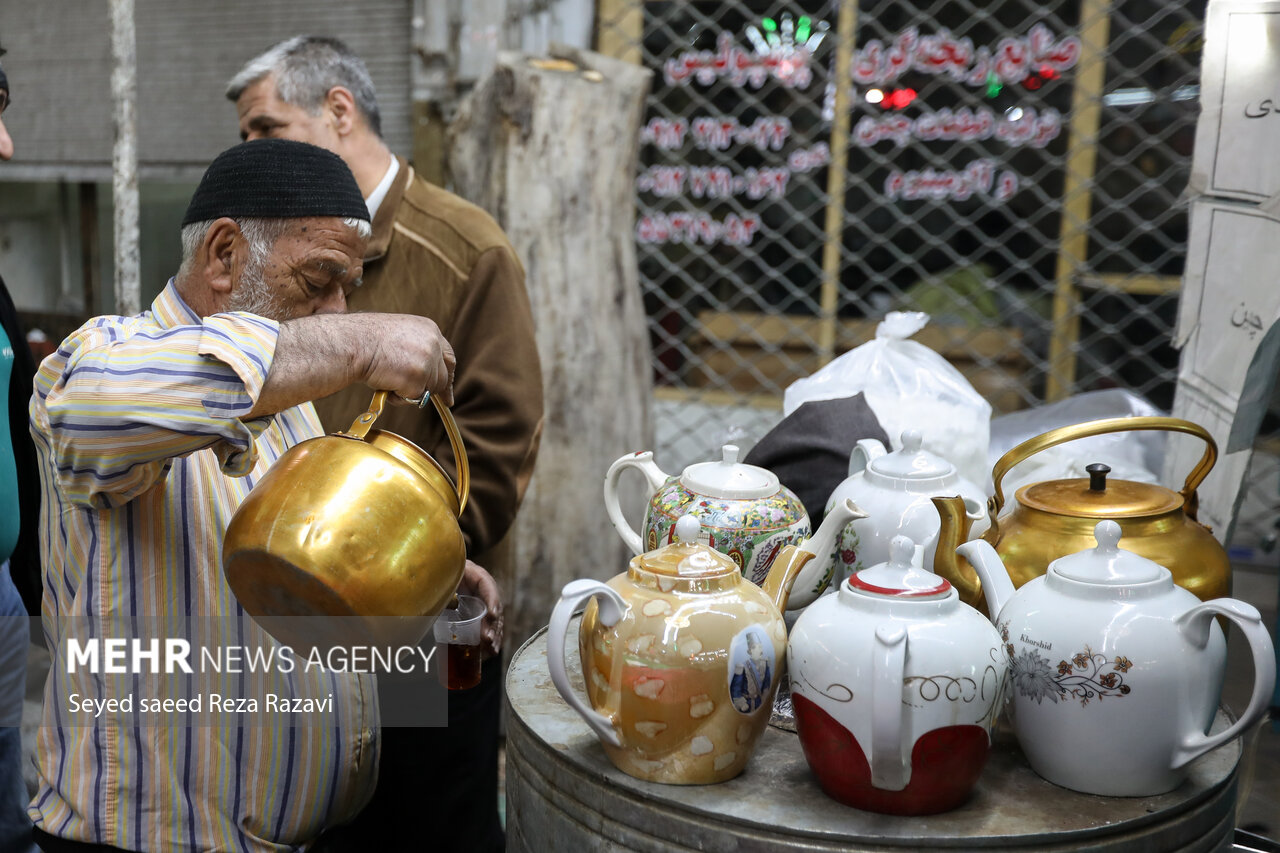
[28,139,457,853]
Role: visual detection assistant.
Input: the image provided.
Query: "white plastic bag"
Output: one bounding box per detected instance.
[783,311,992,487]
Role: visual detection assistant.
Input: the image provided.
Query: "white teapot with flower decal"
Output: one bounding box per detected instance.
[950,519,1275,797]
[822,430,987,601]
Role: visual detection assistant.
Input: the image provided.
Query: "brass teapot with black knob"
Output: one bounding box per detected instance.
[932,416,1230,606]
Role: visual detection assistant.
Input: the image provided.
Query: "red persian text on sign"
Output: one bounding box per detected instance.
[636,213,762,247]
[852,24,1081,88]
[664,32,817,89]
[662,24,1081,91]
[884,159,1018,202]
[854,107,1062,149]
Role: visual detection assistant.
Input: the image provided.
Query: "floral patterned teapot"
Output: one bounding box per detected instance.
[549,500,865,785]
[603,445,828,609]
[956,521,1276,797]
[788,535,1008,815]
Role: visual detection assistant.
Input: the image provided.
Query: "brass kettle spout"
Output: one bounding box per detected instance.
[930,496,988,613]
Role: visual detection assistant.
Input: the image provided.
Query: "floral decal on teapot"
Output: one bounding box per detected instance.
[826,523,862,584]
[1000,622,1132,707]
[645,483,810,585]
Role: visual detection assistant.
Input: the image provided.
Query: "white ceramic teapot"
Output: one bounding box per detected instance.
[604,445,830,609]
[823,429,987,587]
[787,535,1009,815]
[957,521,1276,797]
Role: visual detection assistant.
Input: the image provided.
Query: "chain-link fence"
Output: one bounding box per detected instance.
[595,0,1280,565]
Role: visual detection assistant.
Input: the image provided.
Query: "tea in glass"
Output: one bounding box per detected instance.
[433,594,486,690]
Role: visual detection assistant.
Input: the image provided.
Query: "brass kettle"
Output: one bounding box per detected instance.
[223,391,470,652]
[932,416,1230,610]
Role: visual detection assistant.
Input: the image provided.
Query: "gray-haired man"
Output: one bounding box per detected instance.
[227,37,543,852]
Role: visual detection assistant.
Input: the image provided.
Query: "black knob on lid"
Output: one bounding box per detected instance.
[1086,463,1111,492]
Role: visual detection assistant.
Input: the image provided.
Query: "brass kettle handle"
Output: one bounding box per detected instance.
[989,416,1217,526]
[344,390,471,516]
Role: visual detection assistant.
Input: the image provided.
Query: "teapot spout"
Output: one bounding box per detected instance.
[930,496,987,611]
[955,539,1014,622]
[760,547,811,614]
[763,498,867,612]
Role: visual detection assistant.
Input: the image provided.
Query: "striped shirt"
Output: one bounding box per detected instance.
[28,282,378,851]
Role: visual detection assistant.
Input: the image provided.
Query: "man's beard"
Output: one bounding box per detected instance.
[227,256,293,320]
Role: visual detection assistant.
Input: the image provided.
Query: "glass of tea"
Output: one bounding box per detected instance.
[433,594,486,690]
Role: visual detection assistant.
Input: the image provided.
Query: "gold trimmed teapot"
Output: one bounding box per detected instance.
[548,499,865,784]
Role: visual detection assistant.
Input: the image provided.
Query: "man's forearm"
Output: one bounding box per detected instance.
[249,314,365,417]
[248,312,455,418]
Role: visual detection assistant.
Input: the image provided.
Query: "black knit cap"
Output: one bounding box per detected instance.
[182,139,369,226]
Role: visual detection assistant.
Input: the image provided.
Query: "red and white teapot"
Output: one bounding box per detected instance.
[787,535,1009,815]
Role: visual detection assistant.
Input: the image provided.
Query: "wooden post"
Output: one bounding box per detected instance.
[1045,0,1111,401]
[449,46,654,655]
[78,183,101,315]
[108,0,140,316]
[411,0,454,187]
[596,0,642,63]
[818,1,858,365]
[411,100,449,187]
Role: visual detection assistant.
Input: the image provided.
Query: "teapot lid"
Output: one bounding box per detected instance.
[680,445,780,500]
[1019,463,1182,519]
[848,536,952,598]
[868,430,957,481]
[637,515,739,579]
[1050,520,1167,585]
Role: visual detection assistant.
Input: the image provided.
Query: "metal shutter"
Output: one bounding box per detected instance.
[0,0,412,181]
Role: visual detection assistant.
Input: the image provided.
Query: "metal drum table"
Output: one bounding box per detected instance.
[505,620,1243,852]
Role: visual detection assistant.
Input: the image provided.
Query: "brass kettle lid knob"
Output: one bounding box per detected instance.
[1086,462,1111,492]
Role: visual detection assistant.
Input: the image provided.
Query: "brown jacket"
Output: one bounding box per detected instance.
[312,159,544,576]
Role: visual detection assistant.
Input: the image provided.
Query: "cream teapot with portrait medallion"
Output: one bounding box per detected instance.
[549,500,865,785]
[953,519,1275,797]
[603,445,830,609]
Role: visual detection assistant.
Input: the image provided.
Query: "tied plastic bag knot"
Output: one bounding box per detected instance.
[875,311,930,340]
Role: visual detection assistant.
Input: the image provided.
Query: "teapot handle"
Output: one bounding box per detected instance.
[849,439,888,477]
[603,451,670,555]
[1170,598,1276,770]
[548,579,628,748]
[870,625,911,791]
[987,417,1217,534]
[344,390,470,516]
